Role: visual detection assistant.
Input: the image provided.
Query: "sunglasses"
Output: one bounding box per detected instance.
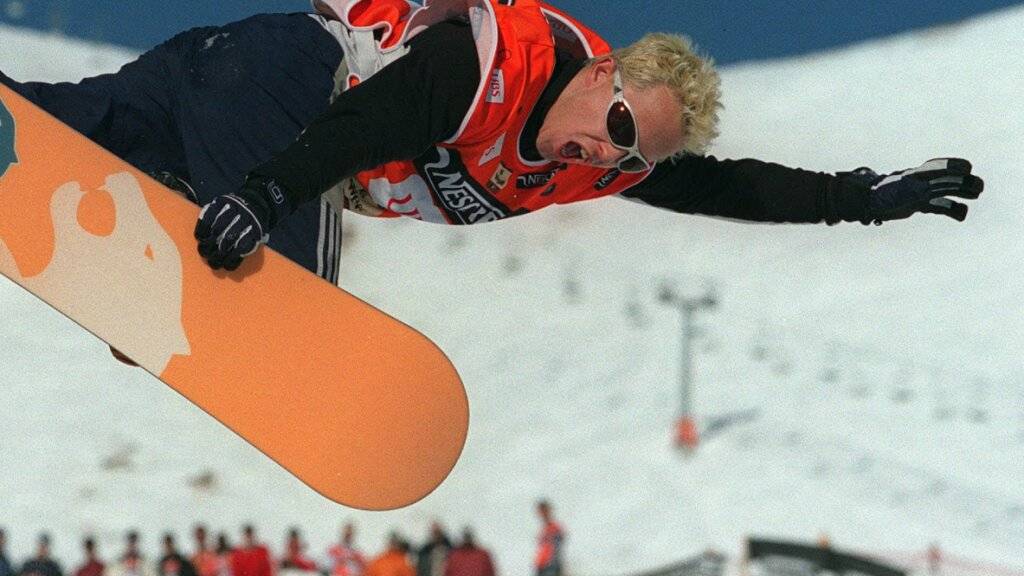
[606,68,653,173]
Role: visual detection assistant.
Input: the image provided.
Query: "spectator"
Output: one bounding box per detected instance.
[229,527,273,576]
[1,529,14,576]
[74,538,105,576]
[533,501,564,576]
[191,527,219,576]
[213,535,232,576]
[20,533,63,576]
[364,534,413,576]
[158,534,198,576]
[927,544,943,576]
[122,533,142,563]
[279,529,317,573]
[443,530,494,576]
[106,530,156,576]
[325,524,364,576]
[415,524,450,576]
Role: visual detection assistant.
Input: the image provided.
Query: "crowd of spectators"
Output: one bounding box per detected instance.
[0,501,566,576]
[0,524,492,576]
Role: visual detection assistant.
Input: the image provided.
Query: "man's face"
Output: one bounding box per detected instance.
[537,58,684,170]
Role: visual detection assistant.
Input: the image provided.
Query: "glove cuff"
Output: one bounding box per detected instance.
[826,175,874,225]
[241,175,295,230]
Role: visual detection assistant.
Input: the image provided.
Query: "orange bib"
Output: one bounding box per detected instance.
[315,0,653,224]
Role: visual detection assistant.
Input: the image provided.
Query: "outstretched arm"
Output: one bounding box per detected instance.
[621,155,983,225]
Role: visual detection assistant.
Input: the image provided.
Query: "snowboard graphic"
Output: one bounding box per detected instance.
[0,85,468,510]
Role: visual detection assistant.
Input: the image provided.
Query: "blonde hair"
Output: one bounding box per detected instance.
[610,33,722,157]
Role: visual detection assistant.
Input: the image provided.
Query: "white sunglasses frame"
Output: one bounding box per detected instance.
[607,68,653,174]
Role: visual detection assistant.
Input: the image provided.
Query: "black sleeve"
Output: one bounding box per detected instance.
[620,155,872,224]
[252,20,481,208]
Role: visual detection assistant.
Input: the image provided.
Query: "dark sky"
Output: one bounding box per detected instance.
[1,0,1021,64]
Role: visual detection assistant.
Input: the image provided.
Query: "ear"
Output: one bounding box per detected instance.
[583,56,616,88]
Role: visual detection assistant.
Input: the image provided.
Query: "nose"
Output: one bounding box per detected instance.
[591,141,627,168]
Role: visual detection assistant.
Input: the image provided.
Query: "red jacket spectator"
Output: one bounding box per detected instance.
[230,547,272,576]
[229,527,273,576]
[533,501,564,576]
[444,530,494,576]
[75,559,104,576]
[280,529,317,573]
[74,538,104,576]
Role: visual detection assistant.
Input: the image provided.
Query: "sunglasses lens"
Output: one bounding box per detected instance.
[618,155,648,173]
[606,101,637,148]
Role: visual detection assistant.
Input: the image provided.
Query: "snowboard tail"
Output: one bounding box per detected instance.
[0,84,468,510]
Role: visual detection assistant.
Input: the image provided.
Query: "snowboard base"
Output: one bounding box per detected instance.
[0,83,468,510]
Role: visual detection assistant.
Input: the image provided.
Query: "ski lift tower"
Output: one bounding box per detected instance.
[657,281,718,450]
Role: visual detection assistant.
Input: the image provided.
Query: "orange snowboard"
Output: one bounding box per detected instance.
[0,84,467,510]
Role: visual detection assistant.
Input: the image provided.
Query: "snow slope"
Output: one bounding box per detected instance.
[1,6,1022,576]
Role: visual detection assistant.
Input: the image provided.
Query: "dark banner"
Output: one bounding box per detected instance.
[747,539,904,576]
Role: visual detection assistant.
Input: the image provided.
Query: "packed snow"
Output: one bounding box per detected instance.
[1,5,1022,576]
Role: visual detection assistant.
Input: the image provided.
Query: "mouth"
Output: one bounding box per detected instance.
[559,141,589,162]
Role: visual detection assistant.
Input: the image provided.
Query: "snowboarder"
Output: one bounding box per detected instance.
[0,0,984,278]
[189,0,984,272]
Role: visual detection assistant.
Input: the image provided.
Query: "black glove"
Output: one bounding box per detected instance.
[841,158,984,225]
[194,176,293,271]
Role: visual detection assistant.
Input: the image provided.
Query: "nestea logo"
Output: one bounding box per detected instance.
[418,147,512,225]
